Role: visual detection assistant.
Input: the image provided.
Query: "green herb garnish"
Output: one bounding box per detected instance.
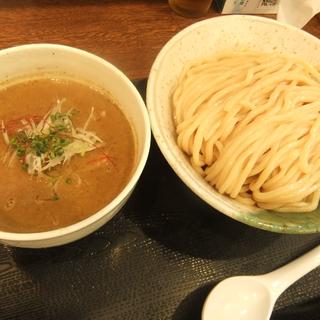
[52,194,60,201]
[10,131,28,158]
[65,177,72,184]
[11,122,72,159]
[9,110,73,162]
[4,101,101,175]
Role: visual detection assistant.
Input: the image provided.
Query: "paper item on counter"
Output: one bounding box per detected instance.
[215,0,279,14]
[277,0,320,29]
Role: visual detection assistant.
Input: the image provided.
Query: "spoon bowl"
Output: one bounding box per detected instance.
[202,245,320,320]
[202,276,273,320]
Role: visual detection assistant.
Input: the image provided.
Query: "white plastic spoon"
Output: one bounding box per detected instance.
[202,245,320,320]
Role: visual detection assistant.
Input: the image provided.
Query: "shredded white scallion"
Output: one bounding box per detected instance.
[2,99,103,175]
[2,148,11,164]
[25,100,102,175]
[1,120,9,145]
[83,106,95,131]
[8,150,17,168]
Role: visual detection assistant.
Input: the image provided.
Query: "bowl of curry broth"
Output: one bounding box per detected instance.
[0,44,150,248]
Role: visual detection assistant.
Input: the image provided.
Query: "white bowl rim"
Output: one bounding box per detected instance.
[146,15,320,226]
[0,43,151,242]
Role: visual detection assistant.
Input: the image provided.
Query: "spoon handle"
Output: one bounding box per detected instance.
[261,244,320,297]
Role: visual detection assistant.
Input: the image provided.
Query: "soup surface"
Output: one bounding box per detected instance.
[0,77,135,233]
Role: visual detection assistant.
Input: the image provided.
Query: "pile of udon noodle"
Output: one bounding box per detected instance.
[173,51,320,212]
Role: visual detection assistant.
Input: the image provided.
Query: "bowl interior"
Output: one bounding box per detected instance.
[0,44,150,245]
[0,45,148,165]
[147,15,320,234]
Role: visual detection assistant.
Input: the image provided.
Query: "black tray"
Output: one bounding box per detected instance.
[1,80,320,320]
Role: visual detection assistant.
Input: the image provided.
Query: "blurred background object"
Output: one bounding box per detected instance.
[215,0,279,14]
[168,0,214,17]
[277,0,320,28]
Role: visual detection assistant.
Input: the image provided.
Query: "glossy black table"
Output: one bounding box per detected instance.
[1,80,320,320]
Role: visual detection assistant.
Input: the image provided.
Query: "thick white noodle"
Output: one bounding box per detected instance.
[173,51,320,212]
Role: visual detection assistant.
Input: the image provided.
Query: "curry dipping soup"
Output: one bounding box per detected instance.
[0,76,136,233]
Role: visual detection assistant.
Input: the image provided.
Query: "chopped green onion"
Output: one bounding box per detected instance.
[4,101,102,175]
[52,194,59,201]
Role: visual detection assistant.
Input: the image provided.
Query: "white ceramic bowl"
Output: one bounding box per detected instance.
[147,15,320,234]
[0,44,150,248]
